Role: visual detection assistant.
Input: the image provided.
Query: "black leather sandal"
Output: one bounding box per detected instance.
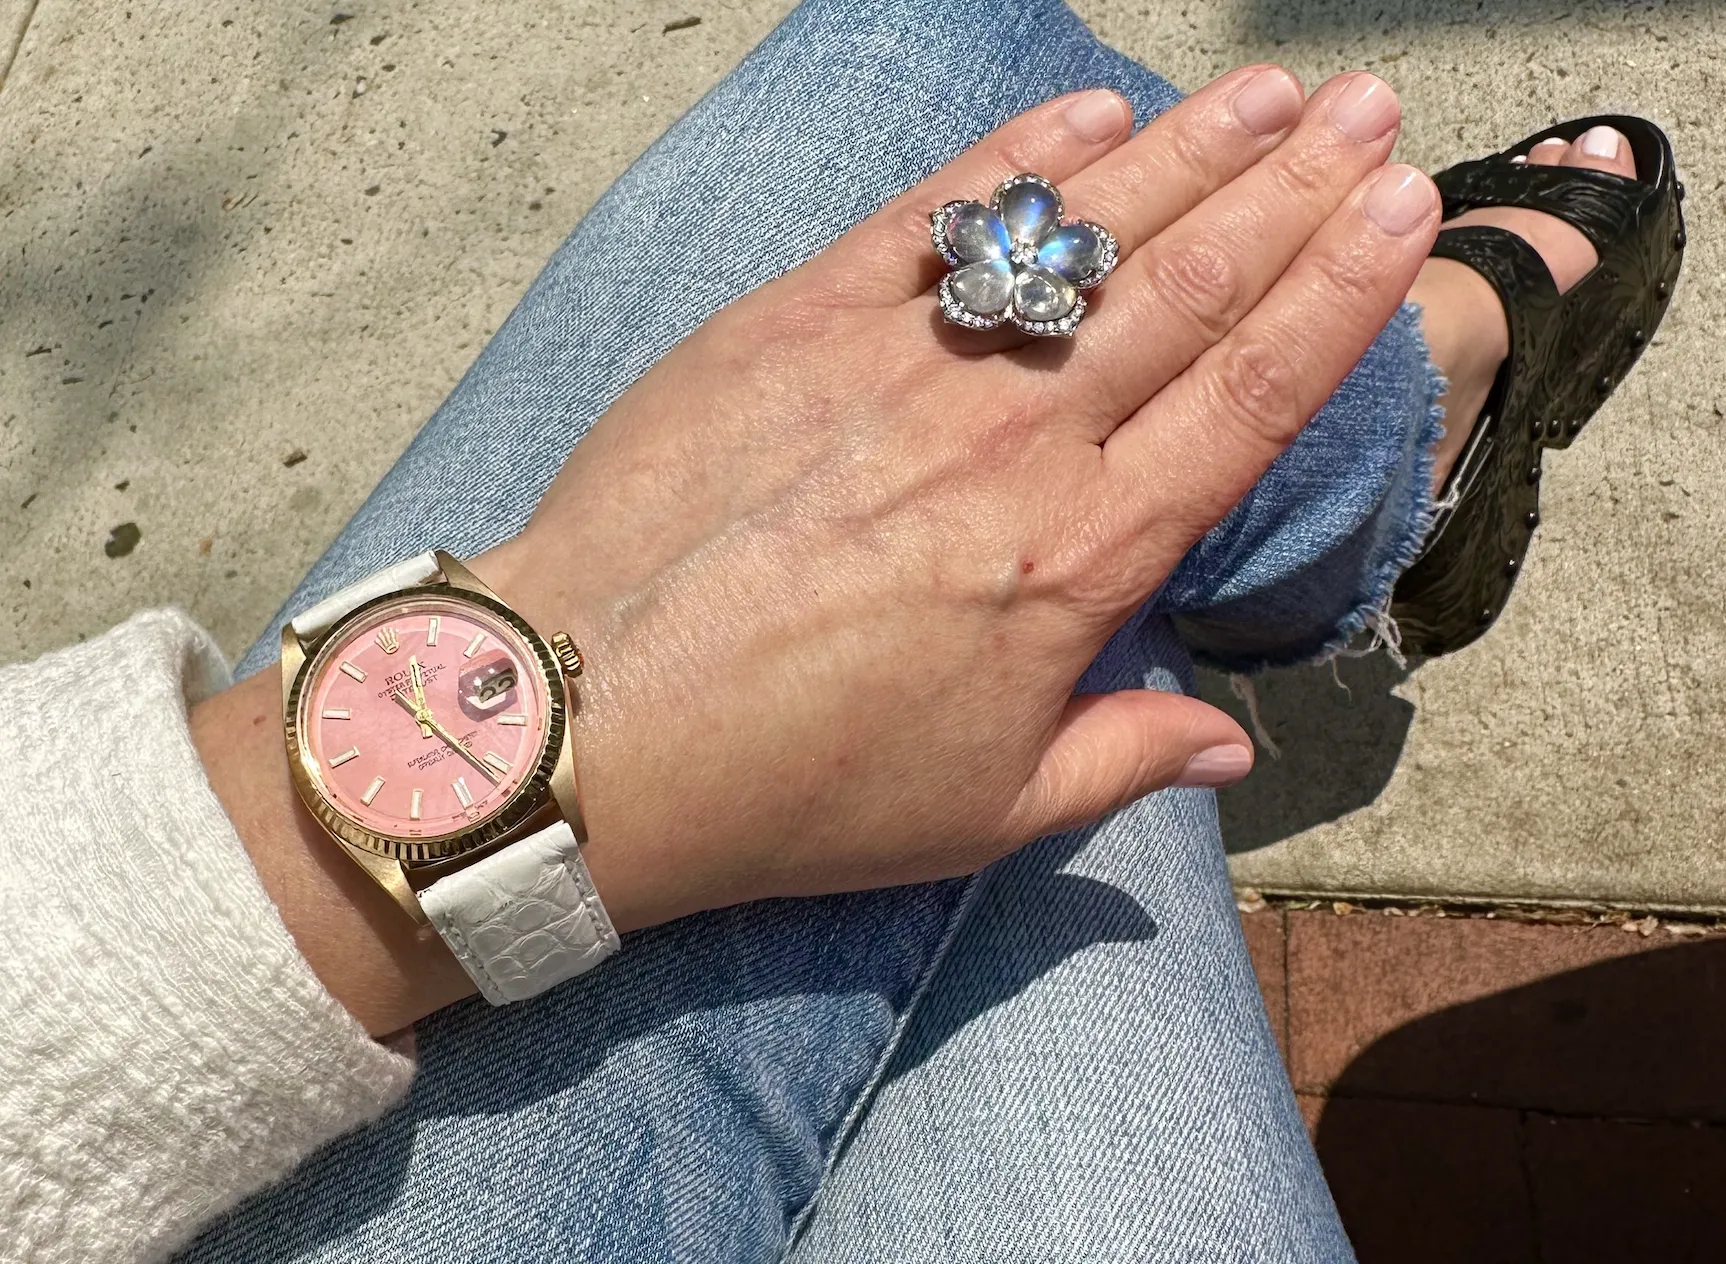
[1389,114,1686,657]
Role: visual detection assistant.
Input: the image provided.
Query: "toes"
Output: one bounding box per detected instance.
[1563,125,1638,180]
[1523,137,1569,166]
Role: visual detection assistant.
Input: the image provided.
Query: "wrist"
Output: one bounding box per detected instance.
[467,534,692,936]
[191,671,476,1035]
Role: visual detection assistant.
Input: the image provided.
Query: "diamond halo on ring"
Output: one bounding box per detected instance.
[930,173,1119,337]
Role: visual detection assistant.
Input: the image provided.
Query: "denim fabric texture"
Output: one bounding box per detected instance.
[190,0,1446,1257]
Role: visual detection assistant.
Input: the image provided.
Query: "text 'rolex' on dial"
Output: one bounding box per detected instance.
[291,592,559,854]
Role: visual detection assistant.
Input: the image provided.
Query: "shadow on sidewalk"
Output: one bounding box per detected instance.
[1199,652,1416,855]
[1313,937,1726,1261]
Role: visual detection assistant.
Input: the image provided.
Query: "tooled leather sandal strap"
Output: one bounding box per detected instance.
[1434,160,1653,254]
[1417,224,1558,542]
[1390,117,1684,658]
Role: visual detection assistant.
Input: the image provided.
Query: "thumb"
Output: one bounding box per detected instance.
[1003,690,1255,842]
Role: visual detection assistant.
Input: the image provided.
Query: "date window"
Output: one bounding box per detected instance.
[458,651,519,722]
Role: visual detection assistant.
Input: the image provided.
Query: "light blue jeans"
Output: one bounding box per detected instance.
[196,0,1442,1258]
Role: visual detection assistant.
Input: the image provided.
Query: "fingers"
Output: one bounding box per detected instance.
[903,65,1308,358]
[1000,690,1253,842]
[1057,63,1305,260]
[824,89,1135,305]
[1103,161,1440,560]
[1010,71,1406,431]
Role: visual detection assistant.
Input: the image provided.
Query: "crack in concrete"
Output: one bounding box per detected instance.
[0,0,42,94]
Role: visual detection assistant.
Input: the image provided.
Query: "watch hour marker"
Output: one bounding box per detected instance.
[375,626,401,654]
[409,788,423,820]
[322,707,351,720]
[328,746,360,768]
[497,713,527,726]
[425,616,440,647]
[462,631,487,659]
[340,661,367,683]
[360,776,386,806]
[452,776,473,808]
[482,751,511,775]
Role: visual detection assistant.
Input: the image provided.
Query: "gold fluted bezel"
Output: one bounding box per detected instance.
[283,584,566,864]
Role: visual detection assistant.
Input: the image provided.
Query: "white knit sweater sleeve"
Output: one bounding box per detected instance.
[0,610,416,1264]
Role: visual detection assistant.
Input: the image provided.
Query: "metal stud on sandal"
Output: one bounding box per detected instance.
[1389,114,1686,657]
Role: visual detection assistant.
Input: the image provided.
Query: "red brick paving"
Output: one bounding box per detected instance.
[1243,905,1726,1261]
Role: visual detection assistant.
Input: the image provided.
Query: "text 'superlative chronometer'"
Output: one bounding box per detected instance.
[281,550,618,1005]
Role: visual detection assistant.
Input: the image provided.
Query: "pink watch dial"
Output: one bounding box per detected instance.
[297,595,553,839]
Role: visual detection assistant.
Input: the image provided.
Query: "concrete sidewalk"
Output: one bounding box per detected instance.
[2,0,1721,910]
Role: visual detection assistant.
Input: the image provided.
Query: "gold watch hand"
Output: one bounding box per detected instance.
[409,656,428,711]
[419,708,500,785]
[392,687,434,738]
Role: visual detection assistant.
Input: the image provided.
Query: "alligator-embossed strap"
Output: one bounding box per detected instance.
[289,551,444,641]
[289,551,621,1005]
[419,819,620,1005]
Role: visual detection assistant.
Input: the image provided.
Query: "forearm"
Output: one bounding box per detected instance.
[189,668,476,1037]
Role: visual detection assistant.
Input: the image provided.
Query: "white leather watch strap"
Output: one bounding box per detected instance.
[418,819,621,1005]
[289,551,443,641]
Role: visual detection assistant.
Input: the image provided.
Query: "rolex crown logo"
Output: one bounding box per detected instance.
[375,626,401,654]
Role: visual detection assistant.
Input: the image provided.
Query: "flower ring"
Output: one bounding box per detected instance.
[930,173,1119,337]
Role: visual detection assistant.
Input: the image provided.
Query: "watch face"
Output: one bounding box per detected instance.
[295,593,555,844]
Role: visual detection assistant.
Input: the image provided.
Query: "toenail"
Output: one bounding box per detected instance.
[1533,138,1567,152]
[1581,125,1621,160]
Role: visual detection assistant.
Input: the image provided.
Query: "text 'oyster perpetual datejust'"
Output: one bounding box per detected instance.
[280,550,618,1005]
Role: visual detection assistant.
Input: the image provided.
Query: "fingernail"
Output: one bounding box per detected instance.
[1363,164,1436,235]
[1581,124,1621,160]
[1329,72,1398,142]
[1231,66,1303,136]
[1176,745,1254,789]
[1066,90,1129,143]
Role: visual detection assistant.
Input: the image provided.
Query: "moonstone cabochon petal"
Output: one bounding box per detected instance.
[945,203,1011,263]
[997,178,1061,246]
[1037,223,1103,282]
[949,258,1015,315]
[1013,265,1078,322]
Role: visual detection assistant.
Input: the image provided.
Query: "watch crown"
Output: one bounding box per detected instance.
[550,631,584,678]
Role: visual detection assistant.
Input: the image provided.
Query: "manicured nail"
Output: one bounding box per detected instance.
[1581,125,1622,160]
[1066,90,1129,142]
[1176,745,1254,789]
[1231,66,1303,135]
[1363,164,1436,235]
[1329,72,1398,142]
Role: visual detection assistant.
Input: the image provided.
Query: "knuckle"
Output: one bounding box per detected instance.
[1160,121,1220,186]
[1210,335,1303,447]
[1307,235,1383,304]
[1267,142,1336,201]
[1146,238,1246,343]
[994,134,1043,175]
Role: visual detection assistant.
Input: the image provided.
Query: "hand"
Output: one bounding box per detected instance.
[391,683,433,739]
[478,68,1436,934]
[392,684,499,784]
[419,709,501,786]
[408,657,428,713]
